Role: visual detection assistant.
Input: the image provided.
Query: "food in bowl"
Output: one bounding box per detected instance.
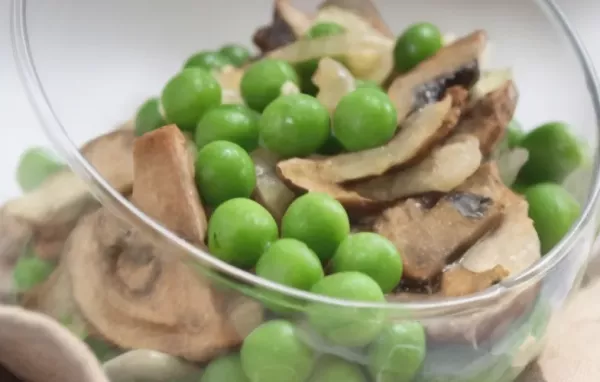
[3,0,588,381]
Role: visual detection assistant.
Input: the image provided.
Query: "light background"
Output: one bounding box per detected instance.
[1,0,599,202]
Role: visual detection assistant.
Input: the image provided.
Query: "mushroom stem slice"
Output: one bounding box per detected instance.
[251,148,296,222]
[278,90,467,186]
[454,79,518,156]
[351,134,482,202]
[132,124,207,244]
[388,30,486,123]
[440,265,509,297]
[373,163,507,283]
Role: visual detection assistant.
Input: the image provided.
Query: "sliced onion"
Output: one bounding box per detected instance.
[268,33,393,84]
[313,57,356,114]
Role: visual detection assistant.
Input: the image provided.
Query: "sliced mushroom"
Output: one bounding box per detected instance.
[373,163,507,284]
[453,80,518,156]
[65,209,260,362]
[277,125,479,214]
[440,265,509,297]
[350,134,482,202]
[388,31,486,123]
[64,125,263,361]
[1,129,135,261]
[460,189,541,276]
[251,148,295,222]
[317,0,394,38]
[132,125,207,244]
[278,91,466,185]
[253,0,308,53]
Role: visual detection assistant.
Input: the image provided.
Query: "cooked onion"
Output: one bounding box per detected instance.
[268,33,393,84]
[313,57,356,114]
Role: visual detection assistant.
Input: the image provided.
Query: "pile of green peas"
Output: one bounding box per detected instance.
[130,23,441,382]
[505,120,584,254]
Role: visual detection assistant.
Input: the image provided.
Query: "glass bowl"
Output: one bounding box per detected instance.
[9,0,600,381]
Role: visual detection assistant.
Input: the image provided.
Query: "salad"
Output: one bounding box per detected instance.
[1,0,586,381]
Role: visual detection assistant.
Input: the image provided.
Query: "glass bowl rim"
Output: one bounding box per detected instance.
[10,0,600,315]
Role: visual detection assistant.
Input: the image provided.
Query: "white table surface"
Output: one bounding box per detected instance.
[1,0,599,202]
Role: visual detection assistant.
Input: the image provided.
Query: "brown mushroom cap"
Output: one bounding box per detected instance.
[374,163,507,284]
[388,31,487,123]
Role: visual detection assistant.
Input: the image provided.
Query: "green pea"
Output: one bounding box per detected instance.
[333,88,398,152]
[317,134,345,156]
[309,355,366,382]
[331,233,403,294]
[511,182,529,195]
[394,22,443,73]
[16,147,64,192]
[195,141,256,206]
[256,238,324,291]
[184,51,231,71]
[219,44,252,67]
[201,354,249,382]
[517,121,585,184]
[259,94,330,158]
[355,79,384,92]
[196,104,260,152]
[506,119,526,149]
[368,321,427,382]
[13,256,55,291]
[524,183,580,254]
[134,98,167,136]
[282,193,350,263]
[241,320,315,382]
[241,59,299,112]
[308,272,386,347]
[298,22,346,95]
[161,68,222,132]
[305,22,346,40]
[208,198,278,268]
